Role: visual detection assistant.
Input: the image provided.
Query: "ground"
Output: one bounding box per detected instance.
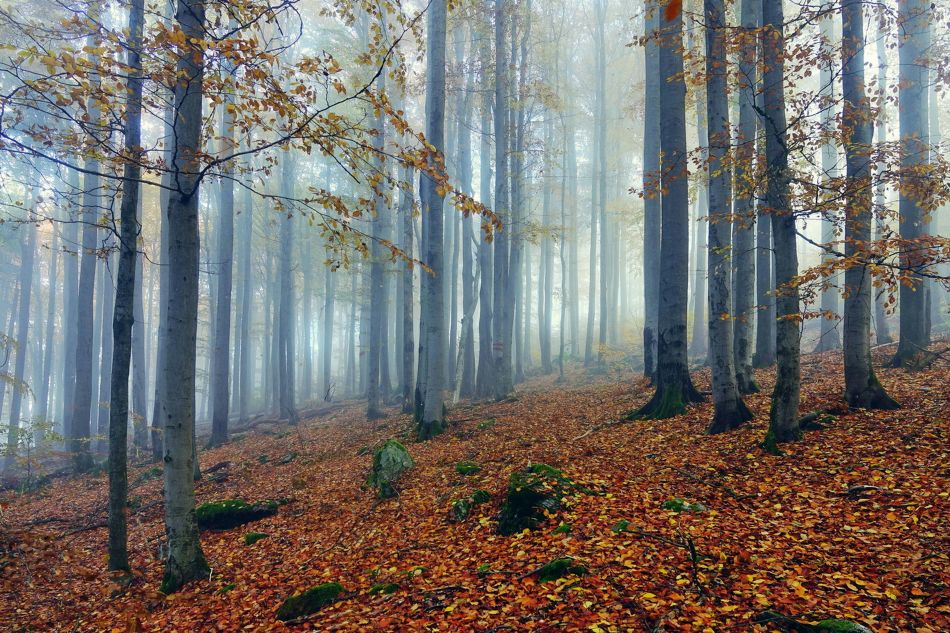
[1,345,948,632]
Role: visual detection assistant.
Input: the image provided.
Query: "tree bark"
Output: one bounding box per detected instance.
[841,0,899,410]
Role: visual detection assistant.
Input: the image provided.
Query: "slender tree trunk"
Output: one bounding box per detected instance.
[634,0,703,419]
[107,0,144,571]
[209,46,237,446]
[595,0,609,367]
[367,69,387,419]
[398,165,414,410]
[841,0,899,410]
[4,213,36,469]
[891,0,931,367]
[705,0,753,434]
[815,12,843,353]
[131,192,149,452]
[492,0,513,401]
[457,30,477,397]
[278,158,298,425]
[475,15,495,399]
[160,0,209,594]
[96,254,116,453]
[873,20,893,345]
[237,183,253,418]
[36,224,59,438]
[61,169,80,443]
[732,0,760,393]
[419,0,447,438]
[539,116,553,374]
[762,0,802,448]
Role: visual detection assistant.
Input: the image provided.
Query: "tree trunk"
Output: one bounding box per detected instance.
[278,159,298,425]
[705,0,753,434]
[635,0,703,419]
[160,0,209,594]
[762,0,802,447]
[732,0,760,393]
[107,0,144,571]
[475,13,495,399]
[841,0,899,410]
[61,168,80,443]
[4,212,36,469]
[872,19,893,345]
[418,0,447,438]
[890,0,931,367]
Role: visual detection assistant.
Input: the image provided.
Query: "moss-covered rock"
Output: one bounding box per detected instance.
[455,460,481,476]
[366,440,414,498]
[195,499,278,531]
[496,464,589,535]
[754,611,872,633]
[450,489,492,522]
[243,532,268,546]
[812,620,872,633]
[276,582,345,621]
[661,498,706,513]
[368,582,400,596]
[535,557,588,582]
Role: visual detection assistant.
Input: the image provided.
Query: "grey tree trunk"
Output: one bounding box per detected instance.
[160,0,209,594]
[209,45,237,447]
[61,168,80,442]
[595,0,609,367]
[539,115,554,374]
[873,21,892,344]
[4,213,36,469]
[643,1,661,380]
[635,0,703,419]
[841,0,899,410]
[107,0,144,571]
[705,0,752,434]
[475,15,495,399]
[815,13,843,353]
[367,69,387,419]
[278,158,298,425]
[762,0,802,447]
[891,0,931,367]
[457,30,477,396]
[323,242,337,402]
[418,0,447,438]
[96,254,116,453]
[732,0,760,393]
[131,192,149,452]
[69,48,102,471]
[36,223,58,439]
[492,0,513,401]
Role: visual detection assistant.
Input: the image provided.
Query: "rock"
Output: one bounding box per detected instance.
[535,557,588,582]
[276,582,345,622]
[450,489,491,522]
[243,532,268,546]
[497,464,589,535]
[194,500,278,531]
[455,461,481,476]
[366,440,414,498]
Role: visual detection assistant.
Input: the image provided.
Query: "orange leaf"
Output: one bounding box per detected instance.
[665,0,682,21]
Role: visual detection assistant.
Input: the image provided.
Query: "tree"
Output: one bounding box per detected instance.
[159,0,210,594]
[633,0,703,419]
[209,25,237,447]
[840,0,899,410]
[704,0,752,434]
[762,0,801,448]
[642,0,661,380]
[107,0,145,571]
[815,12,843,353]
[418,0,447,439]
[890,0,932,367]
[731,0,759,394]
[475,5,495,400]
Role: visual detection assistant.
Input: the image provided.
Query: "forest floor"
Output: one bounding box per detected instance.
[1,343,948,632]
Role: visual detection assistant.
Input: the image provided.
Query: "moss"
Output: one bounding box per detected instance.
[278,452,298,465]
[366,440,414,498]
[368,582,400,596]
[761,428,784,456]
[661,498,706,513]
[477,418,497,430]
[476,563,492,575]
[611,519,630,533]
[497,464,589,535]
[134,466,162,485]
[455,460,481,476]
[257,454,269,464]
[275,582,345,621]
[194,499,278,531]
[552,523,572,535]
[218,583,237,594]
[813,620,872,633]
[450,489,492,522]
[243,532,268,546]
[535,557,588,582]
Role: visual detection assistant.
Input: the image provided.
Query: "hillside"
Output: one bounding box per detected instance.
[2,346,948,632]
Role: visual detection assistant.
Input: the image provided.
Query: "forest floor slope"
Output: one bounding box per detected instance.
[1,344,948,631]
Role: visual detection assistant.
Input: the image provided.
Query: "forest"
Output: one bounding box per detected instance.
[0,0,948,630]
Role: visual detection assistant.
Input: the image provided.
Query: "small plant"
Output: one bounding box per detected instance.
[368,582,399,596]
[218,583,237,594]
[552,523,572,535]
[477,418,497,431]
[476,563,492,575]
[611,519,631,533]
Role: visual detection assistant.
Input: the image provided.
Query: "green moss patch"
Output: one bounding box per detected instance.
[368,582,400,596]
[661,498,706,513]
[455,461,481,476]
[243,532,269,546]
[535,557,588,582]
[276,582,345,622]
[195,500,278,531]
[450,489,492,522]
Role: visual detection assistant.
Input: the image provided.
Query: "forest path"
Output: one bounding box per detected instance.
[1,343,947,632]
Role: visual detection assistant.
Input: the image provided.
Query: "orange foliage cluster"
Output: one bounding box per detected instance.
[1,344,948,631]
